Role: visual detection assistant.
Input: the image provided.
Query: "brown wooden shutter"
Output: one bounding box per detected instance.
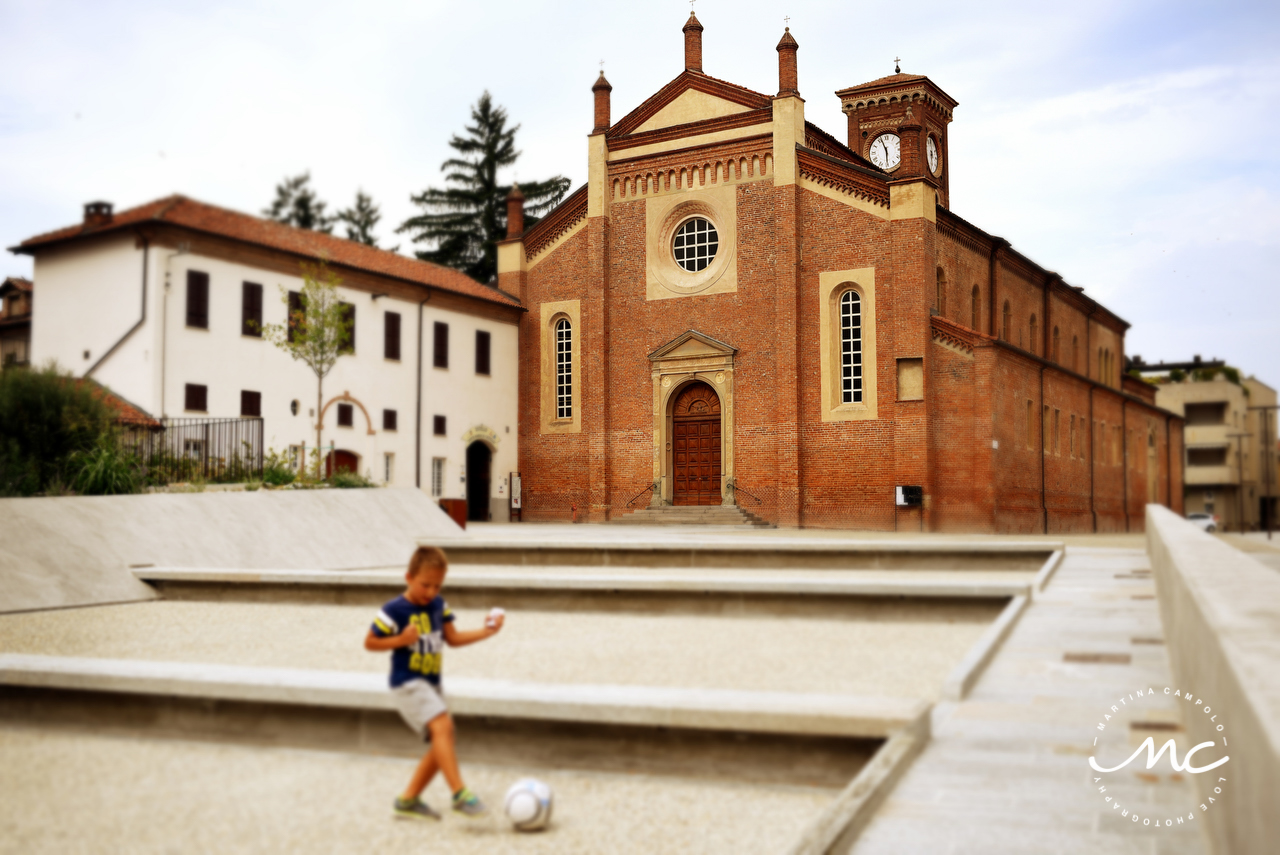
[184,383,208,412]
[383,409,397,431]
[384,311,401,360]
[242,282,263,337]
[287,291,303,342]
[339,303,356,354]
[475,330,491,375]
[240,390,262,417]
[433,321,448,368]
[186,271,209,329]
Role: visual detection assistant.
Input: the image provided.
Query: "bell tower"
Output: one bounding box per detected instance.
[835,68,958,208]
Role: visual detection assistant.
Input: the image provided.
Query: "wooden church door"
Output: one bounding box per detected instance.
[672,381,722,506]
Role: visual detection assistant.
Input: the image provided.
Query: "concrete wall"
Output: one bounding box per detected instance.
[1146,504,1280,853]
[0,489,462,614]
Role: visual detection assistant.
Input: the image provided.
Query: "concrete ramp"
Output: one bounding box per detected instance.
[0,489,461,614]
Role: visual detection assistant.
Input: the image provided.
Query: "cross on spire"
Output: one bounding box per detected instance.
[599,59,605,71]
[894,56,901,73]
[689,0,696,9]
[783,15,790,26]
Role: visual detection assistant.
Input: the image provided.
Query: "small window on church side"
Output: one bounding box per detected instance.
[971,285,980,330]
[555,318,573,419]
[840,290,862,404]
[673,217,718,273]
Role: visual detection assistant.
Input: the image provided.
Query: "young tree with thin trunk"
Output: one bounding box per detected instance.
[397,91,570,283]
[258,261,352,478]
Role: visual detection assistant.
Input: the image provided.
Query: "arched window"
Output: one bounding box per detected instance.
[555,318,573,418]
[1097,347,1104,381]
[1029,315,1038,355]
[1072,336,1079,373]
[1052,326,1060,363]
[1002,301,1011,341]
[936,268,947,318]
[840,290,863,404]
[971,286,980,330]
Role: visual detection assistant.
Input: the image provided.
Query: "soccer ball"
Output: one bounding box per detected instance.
[503,778,553,831]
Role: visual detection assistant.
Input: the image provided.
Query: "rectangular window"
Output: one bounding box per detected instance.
[556,318,573,418]
[339,302,355,354]
[287,290,303,343]
[184,383,208,412]
[240,390,261,418]
[840,291,863,404]
[431,458,445,497]
[384,311,401,360]
[1070,415,1077,458]
[186,271,209,329]
[433,415,446,436]
[242,282,263,337]
[1043,405,1050,453]
[288,444,302,470]
[433,321,449,368]
[337,403,353,427]
[383,453,394,484]
[476,330,491,376]
[1026,400,1034,448]
[1053,409,1060,456]
[383,409,397,431]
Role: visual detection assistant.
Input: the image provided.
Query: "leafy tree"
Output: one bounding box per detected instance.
[337,190,397,251]
[258,261,353,478]
[264,172,334,233]
[0,363,115,496]
[398,91,571,282]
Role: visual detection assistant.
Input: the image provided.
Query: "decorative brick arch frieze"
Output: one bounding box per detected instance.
[318,391,376,435]
[648,330,737,507]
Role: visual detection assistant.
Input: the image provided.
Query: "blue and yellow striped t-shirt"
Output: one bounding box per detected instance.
[371,595,455,687]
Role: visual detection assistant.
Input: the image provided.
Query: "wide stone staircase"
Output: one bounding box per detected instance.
[612,503,773,527]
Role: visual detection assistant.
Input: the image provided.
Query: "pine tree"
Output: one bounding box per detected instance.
[337,190,396,250]
[397,92,570,283]
[263,172,334,233]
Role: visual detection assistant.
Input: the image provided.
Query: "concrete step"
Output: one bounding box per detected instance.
[615,505,772,527]
[0,653,927,740]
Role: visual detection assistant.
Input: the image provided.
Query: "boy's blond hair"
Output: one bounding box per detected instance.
[407,545,448,578]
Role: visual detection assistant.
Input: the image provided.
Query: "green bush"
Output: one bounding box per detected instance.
[0,364,115,496]
[68,439,143,495]
[329,469,377,489]
[262,447,298,486]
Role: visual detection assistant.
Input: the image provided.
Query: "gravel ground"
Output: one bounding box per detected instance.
[0,599,997,699]
[0,726,832,855]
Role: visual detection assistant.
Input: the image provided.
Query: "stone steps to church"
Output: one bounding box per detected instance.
[613,506,772,527]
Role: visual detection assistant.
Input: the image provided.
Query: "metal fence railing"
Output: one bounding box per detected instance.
[116,417,264,486]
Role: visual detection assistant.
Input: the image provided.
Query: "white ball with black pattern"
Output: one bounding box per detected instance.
[503,777,553,831]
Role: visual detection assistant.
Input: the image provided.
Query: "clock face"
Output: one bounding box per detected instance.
[869,133,901,170]
[927,136,940,174]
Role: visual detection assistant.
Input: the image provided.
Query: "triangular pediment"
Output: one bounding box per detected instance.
[649,329,738,361]
[636,88,751,133]
[609,71,771,139]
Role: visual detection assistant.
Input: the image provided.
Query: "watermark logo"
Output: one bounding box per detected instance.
[1088,686,1229,829]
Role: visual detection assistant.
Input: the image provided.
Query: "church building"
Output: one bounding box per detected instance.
[498,13,1184,532]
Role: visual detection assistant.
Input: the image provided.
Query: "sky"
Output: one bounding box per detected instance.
[2,0,1277,383]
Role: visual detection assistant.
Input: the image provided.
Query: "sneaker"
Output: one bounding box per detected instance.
[451,788,487,817]
[394,796,441,821]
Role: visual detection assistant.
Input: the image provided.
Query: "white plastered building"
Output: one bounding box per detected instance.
[12,196,521,521]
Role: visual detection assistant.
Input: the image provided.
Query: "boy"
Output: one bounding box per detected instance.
[365,545,504,820]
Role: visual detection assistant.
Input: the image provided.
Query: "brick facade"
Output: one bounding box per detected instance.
[504,14,1183,532]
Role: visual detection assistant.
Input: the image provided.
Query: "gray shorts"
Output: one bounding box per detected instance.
[390,680,448,741]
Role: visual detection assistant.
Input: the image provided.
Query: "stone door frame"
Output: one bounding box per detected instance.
[648,330,737,507]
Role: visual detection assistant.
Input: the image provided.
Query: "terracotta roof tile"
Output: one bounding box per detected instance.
[1,276,33,293]
[836,72,930,94]
[12,196,520,309]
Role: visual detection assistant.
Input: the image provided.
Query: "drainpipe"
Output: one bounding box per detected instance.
[1122,399,1130,532]
[1089,385,1097,532]
[1040,363,1048,534]
[86,236,149,379]
[158,243,189,416]
[414,292,431,489]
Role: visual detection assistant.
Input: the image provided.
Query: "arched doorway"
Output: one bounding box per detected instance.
[672,381,722,506]
[325,449,359,478]
[466,441,492,522]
